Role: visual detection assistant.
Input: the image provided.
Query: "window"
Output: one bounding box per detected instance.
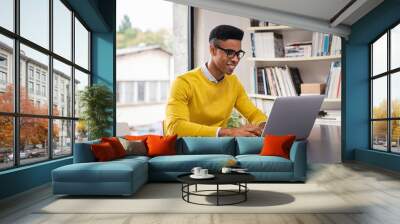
[137,81,145,102]
[370,23,400,154]
[28,67,34,80]
[28,81,34,94]
[0,1,91,170]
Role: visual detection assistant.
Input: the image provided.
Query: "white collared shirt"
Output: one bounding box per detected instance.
[200,62,222,136]
[200,62,224,83]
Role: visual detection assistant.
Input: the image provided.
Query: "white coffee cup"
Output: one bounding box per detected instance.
[191,167,202,176]
[221,167,232,174]
[200,169,208,176]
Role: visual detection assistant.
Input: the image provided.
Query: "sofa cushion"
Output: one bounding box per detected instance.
[52,159,147,183]
[147,135,177,157]
[148,154,235,172]
[177,137,235,155]
[91,142,118,161]
[236,155,293,172]
[260,135,296,159]
[235,137,263,155]
[101,137,127,158]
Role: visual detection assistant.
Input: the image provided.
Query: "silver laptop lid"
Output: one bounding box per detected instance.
[261,95,324,140]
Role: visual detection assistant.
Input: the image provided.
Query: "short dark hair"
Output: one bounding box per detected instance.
[209,25,244,43]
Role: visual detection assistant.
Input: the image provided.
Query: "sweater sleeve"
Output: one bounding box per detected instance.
[234,77,268,125]
[165,77,218,137]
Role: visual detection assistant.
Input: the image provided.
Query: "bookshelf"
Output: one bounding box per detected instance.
[247,21,342,112]
[248,55,341,63]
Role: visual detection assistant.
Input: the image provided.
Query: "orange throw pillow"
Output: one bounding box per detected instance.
[146,135,177,157]
[260,134,296,159]
[101,137,127,158]
[91,142,117,162]
[124,135,150,141]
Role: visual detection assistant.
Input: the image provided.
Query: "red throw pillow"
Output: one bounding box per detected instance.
[91,142,117,161]
[260,134,296,159]
[146,135,177,157]
[101,137,127,158]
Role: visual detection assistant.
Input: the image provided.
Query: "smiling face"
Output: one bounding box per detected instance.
[210,39,242,75]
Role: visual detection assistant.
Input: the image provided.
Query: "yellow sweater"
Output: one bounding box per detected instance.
[165,67,267,137]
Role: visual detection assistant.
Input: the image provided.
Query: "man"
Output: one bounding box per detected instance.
[165,25,267,137]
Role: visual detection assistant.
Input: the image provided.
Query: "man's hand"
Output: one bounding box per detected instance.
[219,124,263,137]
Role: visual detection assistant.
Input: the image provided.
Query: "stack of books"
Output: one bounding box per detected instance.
[250,32,284,58]
[254,66,303,97]
[325,61,341,99]
[311,33,342,56]
[285,41,312,57]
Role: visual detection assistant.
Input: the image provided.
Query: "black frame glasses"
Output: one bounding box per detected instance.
[215,45,246,59]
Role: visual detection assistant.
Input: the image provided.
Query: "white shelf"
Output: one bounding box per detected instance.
[249,94,341,110]
[248,55,341,63]
[247,25,294,31]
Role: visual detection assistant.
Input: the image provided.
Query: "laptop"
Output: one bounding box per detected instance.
[261,95,324,140]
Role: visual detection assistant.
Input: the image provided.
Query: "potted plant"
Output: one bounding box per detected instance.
[79,84,113,140]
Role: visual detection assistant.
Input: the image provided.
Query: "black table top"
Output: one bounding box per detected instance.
[177,172,255,185]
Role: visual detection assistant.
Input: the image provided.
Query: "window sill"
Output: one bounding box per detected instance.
[0,156,72,175]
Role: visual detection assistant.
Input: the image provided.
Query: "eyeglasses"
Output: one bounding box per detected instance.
[215,45,246,59]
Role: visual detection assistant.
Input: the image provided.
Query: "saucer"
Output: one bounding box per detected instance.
[190,174,215,179]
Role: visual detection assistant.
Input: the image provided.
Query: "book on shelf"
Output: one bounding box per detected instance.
[311,32,342,56]
[254,66,303,97]
[250,19,278,27]
[250,32,284,58]
[284,41,312,57]
[325,61,341,99]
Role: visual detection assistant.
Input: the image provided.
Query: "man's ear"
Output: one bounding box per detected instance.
[210,44,217,56]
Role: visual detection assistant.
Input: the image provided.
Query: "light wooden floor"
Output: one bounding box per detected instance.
[1,162,400,224]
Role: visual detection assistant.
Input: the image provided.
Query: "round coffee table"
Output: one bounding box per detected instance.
[177,172,255,206]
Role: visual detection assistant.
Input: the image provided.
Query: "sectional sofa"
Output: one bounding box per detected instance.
[52,137,307,196]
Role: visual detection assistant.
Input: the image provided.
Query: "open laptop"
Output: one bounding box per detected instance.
[261,95,324,140]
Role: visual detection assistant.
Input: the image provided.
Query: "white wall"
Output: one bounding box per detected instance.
[193,8,253,92]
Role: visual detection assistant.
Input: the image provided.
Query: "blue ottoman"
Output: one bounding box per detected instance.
[52,157,148,196]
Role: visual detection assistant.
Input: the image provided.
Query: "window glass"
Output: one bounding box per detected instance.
[372,76,387,119]
[391,24,400,70]
[372,33,387,76]
[53,59,72,117]
[372,121,388,151]
[391,72,400,118]
[391,120,400,153]
[0,116,13,170]
[53,0,72,60]
[0,35,14,112]
[53,119,72,157]
[19,117,49,165]
[75,120,88,143]
[20,44,49,115]
[20,0,49,49]
[0,0,14,31]
[74,69,89,118]
[74,18,89,69]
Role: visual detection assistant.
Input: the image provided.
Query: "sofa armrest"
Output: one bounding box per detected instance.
[73,140,100,163]
[289,140,307,181]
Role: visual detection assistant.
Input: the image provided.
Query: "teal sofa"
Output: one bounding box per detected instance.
[52,137,307,196]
